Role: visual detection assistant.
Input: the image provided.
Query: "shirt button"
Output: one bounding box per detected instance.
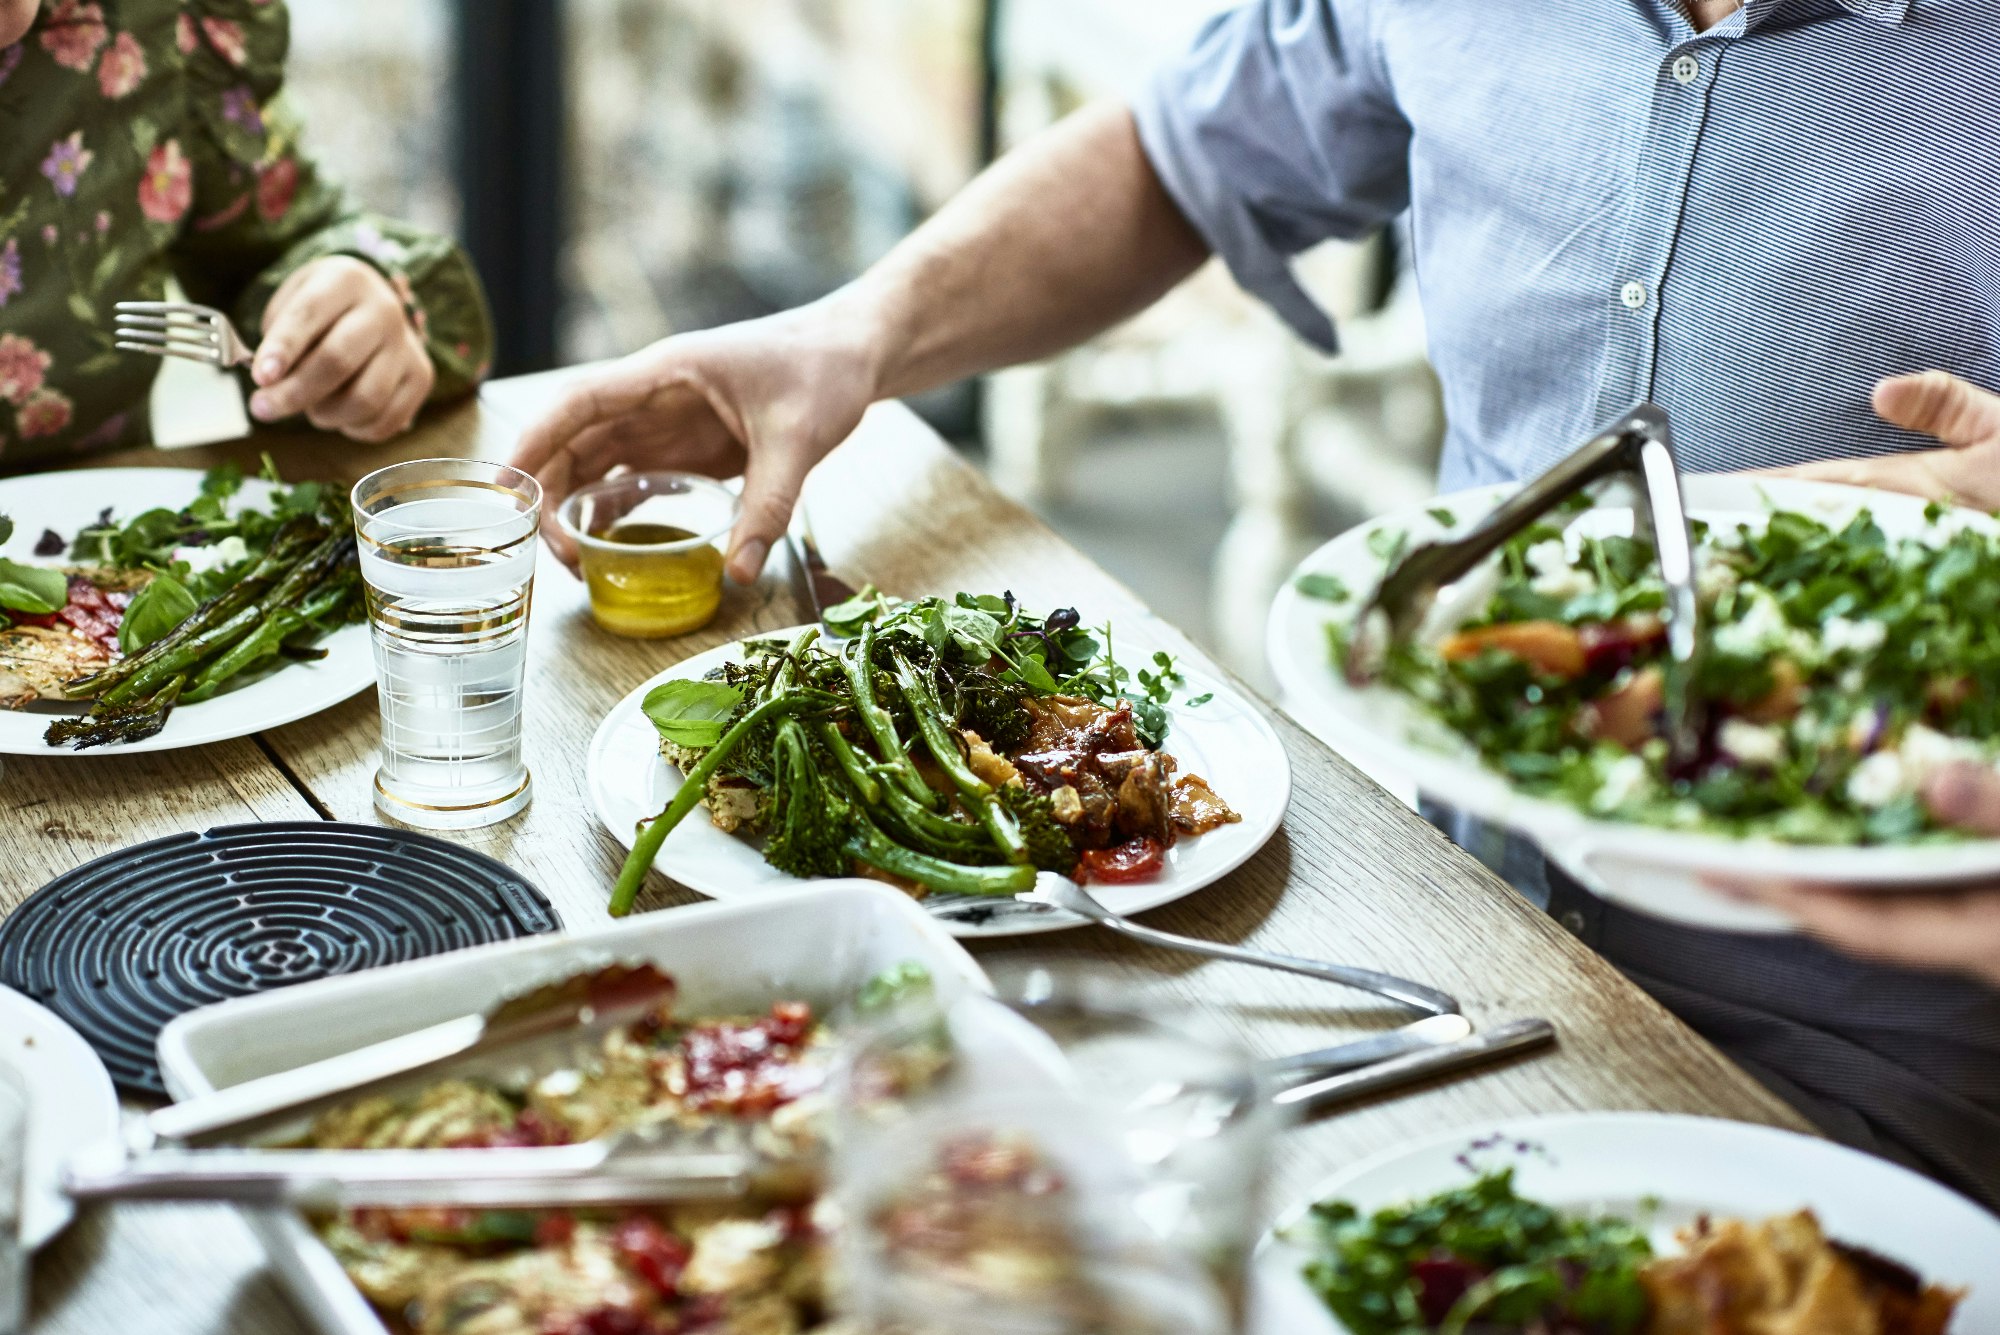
[1619,281,1649,309]
[1671,54,1700,84]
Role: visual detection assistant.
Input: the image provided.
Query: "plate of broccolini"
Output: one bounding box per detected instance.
[1269,474,2000,931]
[0,464,371,754]
[587,590,1289,936]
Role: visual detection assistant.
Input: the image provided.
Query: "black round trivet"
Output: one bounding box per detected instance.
[0,821,561,1095]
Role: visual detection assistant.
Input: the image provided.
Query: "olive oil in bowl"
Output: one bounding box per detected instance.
[579,521,727,638]
[558,473,739,639]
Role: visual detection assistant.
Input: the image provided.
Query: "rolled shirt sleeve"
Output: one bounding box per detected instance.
[1132,0,1413,350]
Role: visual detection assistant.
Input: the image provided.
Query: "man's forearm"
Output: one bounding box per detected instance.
[834,102,1211,402]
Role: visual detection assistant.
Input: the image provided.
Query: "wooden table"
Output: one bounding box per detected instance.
[15,377,1806,1334]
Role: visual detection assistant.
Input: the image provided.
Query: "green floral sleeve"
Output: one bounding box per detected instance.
[166,0,493,399]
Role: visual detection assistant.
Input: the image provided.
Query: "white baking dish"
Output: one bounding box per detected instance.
[154,881,990,1335]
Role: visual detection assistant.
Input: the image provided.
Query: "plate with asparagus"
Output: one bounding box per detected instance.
[586,591,1290,936]
[0,464,372,753]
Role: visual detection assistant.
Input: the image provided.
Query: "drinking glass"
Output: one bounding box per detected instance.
[831,966,1276,1335]
[351,459,541,830]
[556,472,739,639]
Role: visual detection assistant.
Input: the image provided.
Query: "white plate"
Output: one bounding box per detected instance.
[0,985,119,1248]
[0,468,373,755]
[1253,1112,2000,1334]
[587,622,1291,938]
[155,882,990,1335]
[1268,475,2000,932]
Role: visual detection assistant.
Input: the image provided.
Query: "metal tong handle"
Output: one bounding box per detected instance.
[62,1140,754,1210]
[1272,1018,1557,1117]
[1355,402,1704,766]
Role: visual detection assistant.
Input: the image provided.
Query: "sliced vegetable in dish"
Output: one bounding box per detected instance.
[1329,499,2000,843]
[296,963,930,1335]
[610,592,1236,915]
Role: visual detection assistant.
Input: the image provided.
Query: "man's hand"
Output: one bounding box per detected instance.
[1722,764,2000,988]
[249,256,434,443]
[509,304,881,584]
[1770,371,2000,508]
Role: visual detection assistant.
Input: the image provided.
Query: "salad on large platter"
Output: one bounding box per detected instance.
[1314,493,2000,846]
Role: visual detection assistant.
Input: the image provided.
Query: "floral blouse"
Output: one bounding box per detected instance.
[0,0,494,465]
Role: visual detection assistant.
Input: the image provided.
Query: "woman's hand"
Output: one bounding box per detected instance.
[508,301,881,584]
[1770,371,2000,508]
[1722,764,2000,988]
[249,256,434,442]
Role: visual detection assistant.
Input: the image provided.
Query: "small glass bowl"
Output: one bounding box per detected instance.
[557,472,740,639]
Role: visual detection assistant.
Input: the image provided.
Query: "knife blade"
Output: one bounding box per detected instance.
[787,512,858,628]
[1272,1018,1556,1117]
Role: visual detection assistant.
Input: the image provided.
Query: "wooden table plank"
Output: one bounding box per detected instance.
[20,381,1808,1335]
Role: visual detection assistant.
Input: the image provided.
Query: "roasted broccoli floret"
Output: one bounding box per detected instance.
[999,784,1079,876]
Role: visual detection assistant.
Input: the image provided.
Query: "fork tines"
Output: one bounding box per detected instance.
[113,301,228,367]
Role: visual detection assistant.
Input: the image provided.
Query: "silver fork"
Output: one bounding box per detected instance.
[113,300,254,369]
[931,873,1461,1016]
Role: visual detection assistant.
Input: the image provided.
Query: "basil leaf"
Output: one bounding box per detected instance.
[1294,572,1350,602]
[822,584,890,638]
[642,678,747,748]
[0,515,12,546]
[856,961,933,1013]
[0,559,68,615]
[118,575,198,654]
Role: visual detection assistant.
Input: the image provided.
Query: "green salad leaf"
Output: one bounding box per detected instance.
[1291,1170,1652,1335]
[118,574,198,655]
[643,678,748,749]
[0,559,68,615]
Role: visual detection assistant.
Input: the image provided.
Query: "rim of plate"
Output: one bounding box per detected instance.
[1255,1110,2000,1331]
[0,468,376,756]
[0,984,119,1248]
[1267,475,2000,886]
[586,623,1291,938]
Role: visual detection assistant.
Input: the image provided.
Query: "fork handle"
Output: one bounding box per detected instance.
[1087,914,1459,1016]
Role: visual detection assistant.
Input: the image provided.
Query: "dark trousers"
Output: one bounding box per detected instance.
[1422,802,2000,1213]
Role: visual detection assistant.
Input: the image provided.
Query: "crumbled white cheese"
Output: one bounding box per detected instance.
[171,535,248,575]
[1525,539,1595,601]
[1847,750,1908,809]
[1713,589,1789,657]
[1695,549,1739,602]
[1591,754,1651,812]
[1821,616,1887,658]
[534,1068,583,1098]
[1718,719,1787,768]
[680,1218,786,1295]
[1899,724,1983,787]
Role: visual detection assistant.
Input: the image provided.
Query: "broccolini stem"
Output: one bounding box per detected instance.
[841,623,938,809]
[890,654,1027,864]
[610,693,809,916]
[815,721,883,805]
[843,827,1036,898]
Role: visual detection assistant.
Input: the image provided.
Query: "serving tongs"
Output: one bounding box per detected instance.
[1347,402,1707,770]
[62,964,790,1209]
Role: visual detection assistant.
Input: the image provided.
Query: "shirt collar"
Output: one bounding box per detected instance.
[1730,0,1910,30]
[1837,0,1912,24]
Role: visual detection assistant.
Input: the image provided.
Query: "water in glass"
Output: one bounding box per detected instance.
[352,462,540,829]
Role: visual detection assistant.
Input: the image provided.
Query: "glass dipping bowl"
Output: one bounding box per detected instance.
[557,472,740,639]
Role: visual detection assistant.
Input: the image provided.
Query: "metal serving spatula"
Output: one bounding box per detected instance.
[1346,402,1707,770]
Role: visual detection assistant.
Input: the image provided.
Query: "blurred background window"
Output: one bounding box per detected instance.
[282,0,1442,680]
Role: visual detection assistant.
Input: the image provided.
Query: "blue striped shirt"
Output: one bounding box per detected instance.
[1134,0,2000,492]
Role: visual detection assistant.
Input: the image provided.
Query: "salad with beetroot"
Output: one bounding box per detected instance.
[1323,499,2000,844]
